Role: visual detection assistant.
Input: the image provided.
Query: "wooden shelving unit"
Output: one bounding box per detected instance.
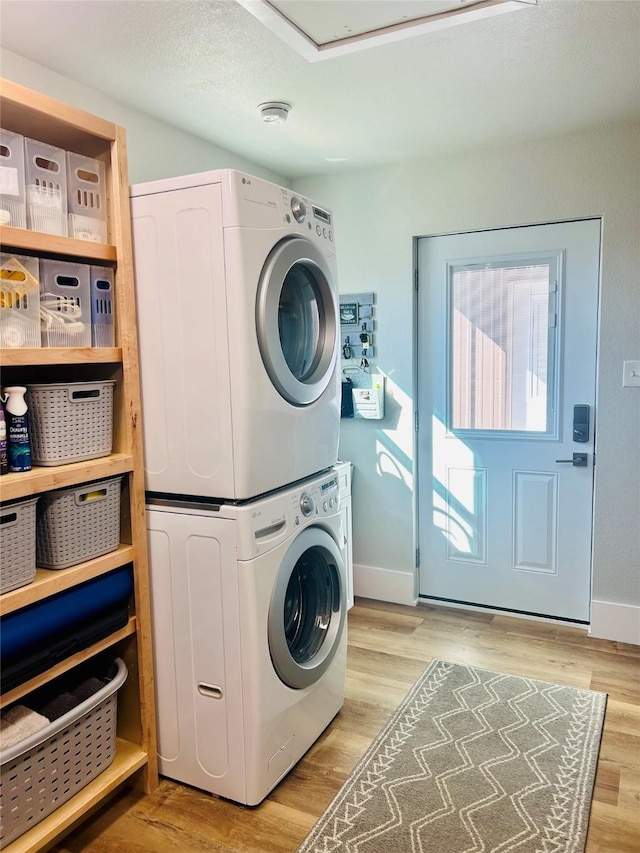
[0,78,158,850]
[4,740,148,853]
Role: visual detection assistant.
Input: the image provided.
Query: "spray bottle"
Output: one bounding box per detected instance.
[3,386,32,472]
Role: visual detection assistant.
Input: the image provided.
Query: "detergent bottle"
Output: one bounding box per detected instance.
[0,399,8,475]
[3,386,32,472]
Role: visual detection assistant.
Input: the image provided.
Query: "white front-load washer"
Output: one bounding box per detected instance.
[131,169,340,501]
[146,469,347,805]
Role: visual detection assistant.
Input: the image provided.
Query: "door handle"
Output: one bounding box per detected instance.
[555,453,588,467]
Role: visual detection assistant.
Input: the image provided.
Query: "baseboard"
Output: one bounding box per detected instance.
[589,600,640,645]
[350,571,640,644]
[353,563,418,607]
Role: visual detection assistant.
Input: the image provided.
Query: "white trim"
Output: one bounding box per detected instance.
[589,600,640,645]
[353,564,417,607]
[236,0,535,63]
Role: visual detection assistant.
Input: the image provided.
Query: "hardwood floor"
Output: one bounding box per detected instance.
[53,599,640,853]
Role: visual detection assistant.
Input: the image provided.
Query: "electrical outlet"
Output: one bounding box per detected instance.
[622,360,640,387]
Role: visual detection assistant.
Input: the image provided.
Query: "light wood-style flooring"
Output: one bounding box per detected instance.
[54,599,640,852]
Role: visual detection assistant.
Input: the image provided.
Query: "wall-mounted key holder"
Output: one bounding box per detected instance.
[340,293,382,418]
[340,292,376,360]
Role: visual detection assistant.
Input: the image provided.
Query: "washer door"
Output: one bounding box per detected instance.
[268,526,345,689]
[256,236,338,406]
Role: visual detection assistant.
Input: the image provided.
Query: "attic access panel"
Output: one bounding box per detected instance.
[237,0,535,62]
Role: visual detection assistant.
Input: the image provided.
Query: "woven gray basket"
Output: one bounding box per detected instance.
[36,476,122,569]
[0,658,127,847]
[27,381,115,466]
[0,496,39,594]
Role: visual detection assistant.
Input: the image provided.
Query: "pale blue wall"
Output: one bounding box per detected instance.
[4,48,637,616]
[1,49,287,186]
[294,120,640,610]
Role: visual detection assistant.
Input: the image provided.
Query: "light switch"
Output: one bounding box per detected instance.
[622,360,640,387]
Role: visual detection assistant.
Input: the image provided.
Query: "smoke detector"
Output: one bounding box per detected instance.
[258,102,291,124]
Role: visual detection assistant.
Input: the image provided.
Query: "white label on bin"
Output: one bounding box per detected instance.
[0,165,20,196]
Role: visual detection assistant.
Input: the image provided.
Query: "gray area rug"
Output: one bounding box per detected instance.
[297,660,606,853]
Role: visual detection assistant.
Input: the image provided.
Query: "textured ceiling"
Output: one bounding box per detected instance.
[271,0,476,43]
[0,0,638,179]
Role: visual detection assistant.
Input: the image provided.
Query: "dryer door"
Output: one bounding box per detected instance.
[268,526,346,689]
[256,236,338,406]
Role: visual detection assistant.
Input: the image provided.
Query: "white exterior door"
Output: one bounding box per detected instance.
[417,219,600,622]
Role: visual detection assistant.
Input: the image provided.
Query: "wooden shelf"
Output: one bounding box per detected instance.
[0,544,135,615]
[2,739,148,853]
[1,347,122,366]
[0,617,137,709]
[0,77,158,844]
[0,79,116,156]
[0,453,133,502]
[0,225,117,263]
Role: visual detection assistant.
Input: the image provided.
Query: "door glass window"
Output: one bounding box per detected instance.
[283,548,338,664]
[449,259,558,434]
[279,264,324,382]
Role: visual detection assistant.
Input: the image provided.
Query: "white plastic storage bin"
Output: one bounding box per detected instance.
[89,266,115,346]
[0,253,41,348]
[24,137,68,236]
[27,380,115,466]
[36,475,123,569]
[67,152,107,243]
[39,258,91,347]
[0,658,127,847]
[0,128,27,229]
[0,496,39,594]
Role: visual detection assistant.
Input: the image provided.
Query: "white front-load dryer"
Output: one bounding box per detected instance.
[146,469,347,805]
[131,169,340,501]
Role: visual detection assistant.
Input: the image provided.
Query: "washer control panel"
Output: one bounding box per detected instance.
[291,475,339,526]
[240,473,342,556]
[299,492,315,516]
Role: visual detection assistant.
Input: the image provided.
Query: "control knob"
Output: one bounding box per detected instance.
[291,197,307,224]
[300,492,315,516]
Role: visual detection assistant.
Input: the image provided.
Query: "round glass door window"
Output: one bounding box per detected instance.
[268,527,345,689]
[257,236,338,406]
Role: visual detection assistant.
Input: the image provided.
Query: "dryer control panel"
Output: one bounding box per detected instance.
[277,185,334,246]
[282,192,334,245]
[223,170,334,248]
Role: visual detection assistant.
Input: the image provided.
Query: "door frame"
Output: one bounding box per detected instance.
[411,217,602,622]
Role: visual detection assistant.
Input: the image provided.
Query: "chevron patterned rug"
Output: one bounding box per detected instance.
[297,660,606,853]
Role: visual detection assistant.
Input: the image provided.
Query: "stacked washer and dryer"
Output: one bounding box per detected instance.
[130,170,347,805]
